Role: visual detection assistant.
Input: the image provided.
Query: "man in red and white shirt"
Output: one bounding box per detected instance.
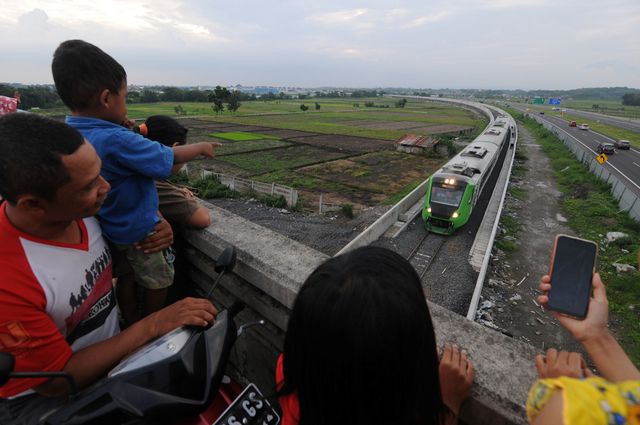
[0,113,218,424]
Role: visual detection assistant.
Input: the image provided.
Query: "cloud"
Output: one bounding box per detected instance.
[407,11,451,27]
[0,1,229,44]
[306,9,368,25]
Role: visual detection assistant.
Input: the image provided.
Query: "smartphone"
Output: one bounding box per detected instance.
[547,234,598,319]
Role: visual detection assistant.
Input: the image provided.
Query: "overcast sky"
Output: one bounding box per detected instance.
[0,0,638,90]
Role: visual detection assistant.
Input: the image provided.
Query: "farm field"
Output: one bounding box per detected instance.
[40,98,487,211]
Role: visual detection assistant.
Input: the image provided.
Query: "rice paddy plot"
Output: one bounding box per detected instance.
[216,145,350,175]
[209,131,280,141]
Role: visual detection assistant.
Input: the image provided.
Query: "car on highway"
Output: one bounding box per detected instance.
[614,140,631,150]
[596,143,615,155]
[569,121,577,127]
[578,124,590,130]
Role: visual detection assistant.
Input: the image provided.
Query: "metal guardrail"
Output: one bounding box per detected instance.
[529,114,640,222]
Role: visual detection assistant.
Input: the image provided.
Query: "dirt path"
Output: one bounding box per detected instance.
[479,123,585,355]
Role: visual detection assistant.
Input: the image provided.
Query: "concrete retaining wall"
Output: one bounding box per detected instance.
[182,201,538,424]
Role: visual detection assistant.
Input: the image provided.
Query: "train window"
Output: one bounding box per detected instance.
[431,185,465,207]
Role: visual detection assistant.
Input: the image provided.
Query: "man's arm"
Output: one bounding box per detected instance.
[35,297,217,396]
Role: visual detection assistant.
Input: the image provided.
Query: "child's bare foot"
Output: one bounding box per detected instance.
[439,343,475,418]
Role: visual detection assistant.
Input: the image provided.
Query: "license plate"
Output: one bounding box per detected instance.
[212,383,280,425]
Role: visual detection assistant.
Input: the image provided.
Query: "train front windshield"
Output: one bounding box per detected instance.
[431,184,465,207]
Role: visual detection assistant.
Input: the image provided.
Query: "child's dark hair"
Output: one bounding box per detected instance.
[281,246,444,425]
[0,114,84,203]
[51,39,127,111]
[142,115,188,147]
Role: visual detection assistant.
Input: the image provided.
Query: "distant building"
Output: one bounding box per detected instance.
[395,134,439,154]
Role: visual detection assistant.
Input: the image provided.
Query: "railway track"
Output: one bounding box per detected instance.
[406,232,447,281]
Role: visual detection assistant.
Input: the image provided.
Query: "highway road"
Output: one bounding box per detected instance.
[560,109,640,134]
[532,112,640,198]
[515,103,640,134]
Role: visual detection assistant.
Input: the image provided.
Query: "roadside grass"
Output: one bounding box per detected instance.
[546,111,640,147]
[495,215,520,252]
[209,131,280,141]
[518,113,640,365]
[496,142,528,251]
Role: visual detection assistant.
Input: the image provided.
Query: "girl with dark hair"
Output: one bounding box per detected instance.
[278,246,474,425]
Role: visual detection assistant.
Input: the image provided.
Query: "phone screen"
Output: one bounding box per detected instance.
[547,235,597,318]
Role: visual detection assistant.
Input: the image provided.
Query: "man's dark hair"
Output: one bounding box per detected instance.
[52,39,127,111]
[145,115,188,147]
[0,114,84,204]
[281,246,444,425]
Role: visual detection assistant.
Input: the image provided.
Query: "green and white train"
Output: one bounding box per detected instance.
[422,117,513,235]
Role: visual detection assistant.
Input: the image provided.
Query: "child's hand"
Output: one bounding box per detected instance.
[200,142,222,159]
[439,343,474,417]
[122,117,136,130]
[535,348,593,379]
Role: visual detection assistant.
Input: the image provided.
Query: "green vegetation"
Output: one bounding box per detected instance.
[341,203,354,218]
[495,141,528,252]
[123,98,481,141]
[209,131,279,141]
[517,112,640,364]
[217,146,349,175]
[495,215,520,252]
[215,139,292,156]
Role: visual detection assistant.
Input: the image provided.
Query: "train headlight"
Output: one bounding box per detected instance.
[427,207,432,213]
[452,211,459,219]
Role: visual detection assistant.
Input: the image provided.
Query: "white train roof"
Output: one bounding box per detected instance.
[433,125,507,185]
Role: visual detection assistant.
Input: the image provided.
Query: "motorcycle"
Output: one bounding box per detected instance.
[0,246,281,425]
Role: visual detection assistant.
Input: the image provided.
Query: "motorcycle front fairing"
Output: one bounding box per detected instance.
[42,310,236,425]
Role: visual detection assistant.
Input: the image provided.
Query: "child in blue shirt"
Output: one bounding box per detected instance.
[52,39,219,326]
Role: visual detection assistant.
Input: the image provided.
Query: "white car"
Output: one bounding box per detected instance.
[578,124,590,130]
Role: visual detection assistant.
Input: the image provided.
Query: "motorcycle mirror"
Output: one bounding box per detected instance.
[0,352,78,395]
[206,246,237,300]
[0,352,16,386]
[214,246,237,274]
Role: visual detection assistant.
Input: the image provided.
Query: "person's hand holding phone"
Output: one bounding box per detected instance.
[538,273,609,344]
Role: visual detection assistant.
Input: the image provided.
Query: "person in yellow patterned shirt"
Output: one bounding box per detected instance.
[528,273,640,424]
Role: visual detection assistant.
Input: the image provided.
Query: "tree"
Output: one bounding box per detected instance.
[211,99,225,114]
[227,91,242,113]
[139,89,160,103]
[395,98,407,108]
[622,93,640,106]
[300,104,309,112]
[315,102,321,110]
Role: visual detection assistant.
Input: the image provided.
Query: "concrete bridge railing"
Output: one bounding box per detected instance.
[182,201,539,425]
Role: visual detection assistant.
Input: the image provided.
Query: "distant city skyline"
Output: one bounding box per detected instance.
[0,0,638,90]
